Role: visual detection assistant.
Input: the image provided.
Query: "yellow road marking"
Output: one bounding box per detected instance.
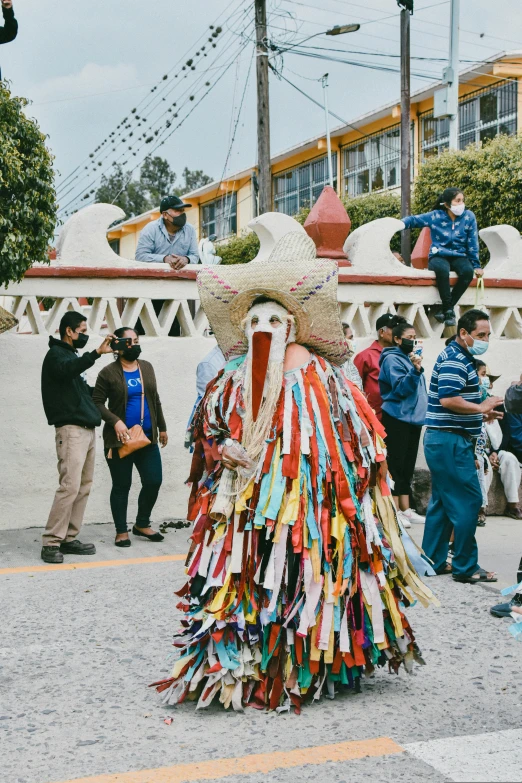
[55,737,405,783]
[0,554,186,575]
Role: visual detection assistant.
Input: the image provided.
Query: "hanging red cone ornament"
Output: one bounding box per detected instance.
[251,331,272,422]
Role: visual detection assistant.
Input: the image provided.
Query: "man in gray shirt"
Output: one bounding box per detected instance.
[135,194,199,269]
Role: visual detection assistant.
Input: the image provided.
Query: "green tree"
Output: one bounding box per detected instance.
[140,156,177,205]
[95,159,213,218]
[413,134,522,265]
[0,82,56,285]
[177,167,213,194]
[95,163,151,218]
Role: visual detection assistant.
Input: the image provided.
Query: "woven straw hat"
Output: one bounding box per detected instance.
[0,305,17,335]
[197,231,348,365]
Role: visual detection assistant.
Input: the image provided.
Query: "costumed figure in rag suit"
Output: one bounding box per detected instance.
[153,232,438,713]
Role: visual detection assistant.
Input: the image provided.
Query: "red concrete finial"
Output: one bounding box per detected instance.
[411,226,431,270]
[303,185,351,265]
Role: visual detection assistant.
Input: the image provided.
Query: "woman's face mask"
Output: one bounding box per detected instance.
[480,376,491,389]
[122,345,142,361]
[399,337,415,355]
[451,201,465,216]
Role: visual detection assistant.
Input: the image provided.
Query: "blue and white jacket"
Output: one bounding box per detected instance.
[402,208,480,268]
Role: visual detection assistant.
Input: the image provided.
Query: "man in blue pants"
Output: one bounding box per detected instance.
[422,309,502,583]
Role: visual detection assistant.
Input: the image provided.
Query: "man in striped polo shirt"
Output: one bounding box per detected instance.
[422,309,503,583]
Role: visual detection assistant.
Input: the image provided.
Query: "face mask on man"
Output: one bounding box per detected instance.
[166,212,187,228]
[73,332,89,350]
[122,345,142,362]
[451,202,465,216]
[465,334,489,356]
[481,376,491,389]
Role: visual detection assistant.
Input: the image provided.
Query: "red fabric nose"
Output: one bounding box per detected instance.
[251,331,272,422]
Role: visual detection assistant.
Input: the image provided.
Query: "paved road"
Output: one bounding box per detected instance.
[1,517,521,783]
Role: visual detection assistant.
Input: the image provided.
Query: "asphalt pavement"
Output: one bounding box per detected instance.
[1,515,521,783]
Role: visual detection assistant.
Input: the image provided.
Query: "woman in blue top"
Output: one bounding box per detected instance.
[93,328,168,547]
[379,320,428,528]
[402,187,484,327]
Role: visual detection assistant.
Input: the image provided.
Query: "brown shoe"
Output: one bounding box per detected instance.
[505,504,522,520]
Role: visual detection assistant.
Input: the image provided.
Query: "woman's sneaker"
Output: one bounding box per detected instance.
[400,508,425,524]
[396,510,412,529]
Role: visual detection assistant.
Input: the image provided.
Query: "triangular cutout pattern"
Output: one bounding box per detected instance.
[11,296,46,334]
[42,298,84,335]
[88,298,123,334]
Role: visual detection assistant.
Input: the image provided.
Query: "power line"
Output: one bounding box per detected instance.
[56,0,252,197]
[58,11,255,215]
[67,38,254,216]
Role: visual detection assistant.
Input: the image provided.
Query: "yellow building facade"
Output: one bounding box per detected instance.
[108,52,522,258]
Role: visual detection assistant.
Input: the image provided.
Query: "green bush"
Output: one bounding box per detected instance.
[0,82,56,286]
[220,230,260,265]
[413,134,522,265]
[220,191,402,263]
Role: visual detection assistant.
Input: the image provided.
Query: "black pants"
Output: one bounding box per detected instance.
[382,410,422,497]
[105,443,162,534]
[428,255,474,312]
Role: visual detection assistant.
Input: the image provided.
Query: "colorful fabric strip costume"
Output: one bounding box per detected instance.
[153,232,437,712]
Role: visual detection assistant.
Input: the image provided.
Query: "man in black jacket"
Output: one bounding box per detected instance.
[0,0,18,79]
[41,311,114,564]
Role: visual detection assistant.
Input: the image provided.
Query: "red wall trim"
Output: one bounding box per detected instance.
[22,266,521,289]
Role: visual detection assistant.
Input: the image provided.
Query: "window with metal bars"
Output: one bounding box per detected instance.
[273,153,337,216]
[341,124,402,198]
[420,80,518,161]
[200,192,237,239]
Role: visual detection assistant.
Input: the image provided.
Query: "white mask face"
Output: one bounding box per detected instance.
[451,202,465,216]
[244,301,296,363]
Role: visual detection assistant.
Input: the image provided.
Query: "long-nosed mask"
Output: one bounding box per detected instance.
[243,301,296,423]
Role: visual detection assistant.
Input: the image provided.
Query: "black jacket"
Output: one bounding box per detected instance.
[0,5,17,44]
[41,336,102,428]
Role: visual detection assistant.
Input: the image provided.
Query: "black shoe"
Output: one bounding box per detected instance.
[41,546,64,564]
[59,540,96,555]
[433,309,446,323]
[490,593,522,618]
[444,309,456,326]
[132,526,164,542]
[115,537,131,548]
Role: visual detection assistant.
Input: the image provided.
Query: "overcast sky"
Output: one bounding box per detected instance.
[3,0,522,216]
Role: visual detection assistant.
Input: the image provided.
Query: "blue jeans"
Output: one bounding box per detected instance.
[105,443,162,534]
[422,428,482,577]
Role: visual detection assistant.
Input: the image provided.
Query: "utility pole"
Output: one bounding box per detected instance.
[255,0,271,215]
[321,74,334,188]
[398,0,412,265]
[447,0,460,149]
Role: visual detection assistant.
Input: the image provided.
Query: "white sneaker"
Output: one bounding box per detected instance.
[397,510,412,529]
[401,508,425,524]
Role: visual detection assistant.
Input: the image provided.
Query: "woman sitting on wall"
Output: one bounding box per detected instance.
[401,187,483,327]
[93,328,168,547]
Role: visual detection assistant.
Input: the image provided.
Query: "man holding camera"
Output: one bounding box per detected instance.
[40,312,114,564]
[135,194,198,269]
[0,0,17,79]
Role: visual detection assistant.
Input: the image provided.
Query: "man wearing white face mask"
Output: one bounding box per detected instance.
[422,309,503,583]
[401,187,482,327]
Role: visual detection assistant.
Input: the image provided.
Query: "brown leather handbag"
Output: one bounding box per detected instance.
[117,364,151,458]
